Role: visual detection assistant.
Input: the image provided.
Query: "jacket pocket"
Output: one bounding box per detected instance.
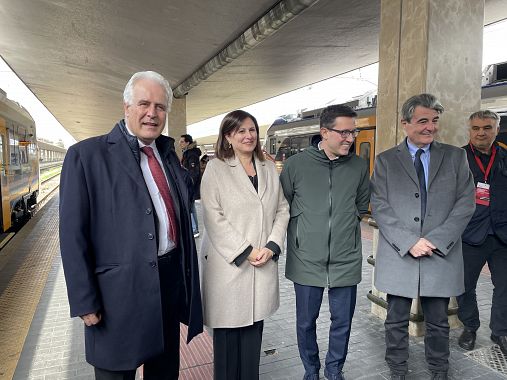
[296,217,300,249]
[289,209,302,250]
[94,263,120,275]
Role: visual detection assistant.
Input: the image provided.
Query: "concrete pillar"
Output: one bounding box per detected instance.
[376,0,483,153]
[370,0,484,336]
[166,96,187,159]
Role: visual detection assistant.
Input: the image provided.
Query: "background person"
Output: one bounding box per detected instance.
[179,133,201,238]
[200,110,289,380]
[370,93,475,380]
[200,154,209,177]
[59,71,203,380]
[457,110,507,355]
[280,104,371,380]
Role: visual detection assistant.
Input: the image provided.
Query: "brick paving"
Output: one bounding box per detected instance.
[4,197,506,379]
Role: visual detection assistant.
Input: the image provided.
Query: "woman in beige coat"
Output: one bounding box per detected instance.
[200,110,289,380]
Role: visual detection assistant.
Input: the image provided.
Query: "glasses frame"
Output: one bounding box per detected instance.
[326,128,360,138]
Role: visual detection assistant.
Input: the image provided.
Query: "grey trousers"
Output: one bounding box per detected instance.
[385,294,450,375]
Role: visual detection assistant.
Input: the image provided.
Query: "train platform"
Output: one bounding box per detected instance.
[0,194,506,380]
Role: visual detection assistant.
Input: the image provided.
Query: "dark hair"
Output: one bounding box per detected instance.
[216,110,264,161]
[401,93,444,122]
[320,104,357,130]
[180,134,193,144]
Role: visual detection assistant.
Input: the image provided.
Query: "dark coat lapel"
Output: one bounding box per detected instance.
[106,125,145,188]
[156,136,185,215]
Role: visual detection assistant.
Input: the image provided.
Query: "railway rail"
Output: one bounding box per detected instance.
[0,173,61,250]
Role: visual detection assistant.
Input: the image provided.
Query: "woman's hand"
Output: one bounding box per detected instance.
[247,248,261,264]
[248,247,273,267]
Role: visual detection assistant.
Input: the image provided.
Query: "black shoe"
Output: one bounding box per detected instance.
[491,334,507,355]
[430,372,448,380]
[458,329,476,350]
[324,368,345,380]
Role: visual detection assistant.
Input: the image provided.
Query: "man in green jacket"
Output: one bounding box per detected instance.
[280,104,370,380]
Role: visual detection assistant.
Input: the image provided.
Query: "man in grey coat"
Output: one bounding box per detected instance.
[370,94,475,380]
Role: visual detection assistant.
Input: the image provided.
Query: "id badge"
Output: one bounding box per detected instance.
[475,182,490,206]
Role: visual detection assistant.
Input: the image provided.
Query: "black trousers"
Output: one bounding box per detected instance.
[457,235,507,336]
[385,294,450,375]
[213,321,264,380]
[95,249,182,380]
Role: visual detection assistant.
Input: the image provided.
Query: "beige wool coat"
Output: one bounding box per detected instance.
[200,156,289,328]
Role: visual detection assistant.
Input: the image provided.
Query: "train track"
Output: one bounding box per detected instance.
[36,173,61,211]
[0,174,61,250]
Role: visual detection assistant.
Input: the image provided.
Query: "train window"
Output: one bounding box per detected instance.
[269,138,276,155]
[359,142,371,174]
[275,138,290,161]
[0,135,3,167]
[9,128,20,168]
[300,136,310,151]
[310,134,321,146]
[290,136,310,156]
[498,115,507,146]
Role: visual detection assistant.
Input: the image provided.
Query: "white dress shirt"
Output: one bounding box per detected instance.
[125,125,176,255]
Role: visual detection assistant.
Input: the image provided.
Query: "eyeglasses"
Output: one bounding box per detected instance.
[326,128,360,138]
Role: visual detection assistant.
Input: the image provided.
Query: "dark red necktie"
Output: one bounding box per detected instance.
[141,146,178,245]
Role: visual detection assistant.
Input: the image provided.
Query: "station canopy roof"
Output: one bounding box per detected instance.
[1,0,506,141]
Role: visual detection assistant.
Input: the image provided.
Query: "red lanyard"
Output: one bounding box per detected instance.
[469,143,497,183]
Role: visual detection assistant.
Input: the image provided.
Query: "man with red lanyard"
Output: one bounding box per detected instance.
[457,110,507,355]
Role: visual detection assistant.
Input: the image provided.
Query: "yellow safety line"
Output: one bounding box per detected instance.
[0,194,59,379]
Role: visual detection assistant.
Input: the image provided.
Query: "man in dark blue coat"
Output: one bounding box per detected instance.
[59,71,203,380]
[178,134,201,237]
[457,110,507,355]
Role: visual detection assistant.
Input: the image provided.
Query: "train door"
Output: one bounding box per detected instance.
[355,128,375,176]
[0,121,10,231]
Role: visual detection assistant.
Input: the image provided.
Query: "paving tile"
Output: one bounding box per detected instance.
[6,198,507,379]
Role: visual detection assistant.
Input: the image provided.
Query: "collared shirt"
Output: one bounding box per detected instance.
[126,124,176,255]
[317,141,340,160]
[406,138,431,190]
[473,147,493,168]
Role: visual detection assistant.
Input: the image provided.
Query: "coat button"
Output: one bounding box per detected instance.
[146,208,152,214]
[149,261,157,268]
[147,233,154,240]
[414,217,420,222]
[415,193,419,198]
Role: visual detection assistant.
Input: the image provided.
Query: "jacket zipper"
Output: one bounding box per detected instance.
[327,161,333,287]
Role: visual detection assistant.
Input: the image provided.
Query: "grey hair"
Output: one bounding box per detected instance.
[401,93,444,122]
[469,110,500,126]
[123,71,173,111]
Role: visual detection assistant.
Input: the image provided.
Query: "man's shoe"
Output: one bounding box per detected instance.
[491,334,507,355]
[458,329,476,350]
[193,231,200,238]
[324,368,345,380]
[430,372,448,380]
[390,373,405,380]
